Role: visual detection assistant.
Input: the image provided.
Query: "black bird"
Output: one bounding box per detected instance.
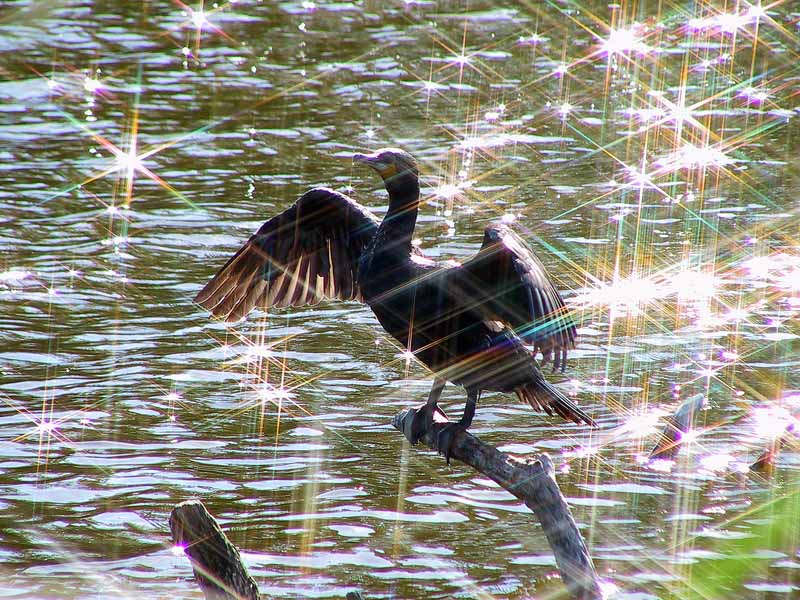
[195,148,595,458]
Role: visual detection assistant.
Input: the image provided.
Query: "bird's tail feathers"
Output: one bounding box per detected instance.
[518,382,596,427]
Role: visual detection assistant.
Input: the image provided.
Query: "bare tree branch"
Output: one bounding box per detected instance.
[394,407,602,600]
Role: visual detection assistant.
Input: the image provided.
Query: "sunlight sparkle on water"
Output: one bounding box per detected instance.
[102,235,130,248]
[609,208,631,222]
[114,149,144,174]
[646,457,675,472]
[190,8,210,29]
[668,104,694,125]
[434,183,462,200]
[739,86,770,105]
[518,33,544,45]
[623,165,653,187]
[680,429,702,444]
[720,350,739,361]
[0,269,32,284]
[628,107,667,122]
[671,270,718,301]
[776,268,800,291]
[163,392,182,403]
[716,11,754,33]
[599,578,620,599]
[557,102,573,119]
[83,75,103,94]
[724,308,750,322]
[618,409,664,438]
[699,452,734,473]
[565,445,600,459]
[752,406,798,439]
[698,366,716,379]
[572,275,664,317]
[37,421,57,434]
[397,350,417,370]
[602,27,649,56]
[689,11,756,34]
[742,253,800,282]
[233,344,275,364]
[258,384,293,404]
[657,144,733,171]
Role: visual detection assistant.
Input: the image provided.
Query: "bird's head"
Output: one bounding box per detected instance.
[353,148,419,183]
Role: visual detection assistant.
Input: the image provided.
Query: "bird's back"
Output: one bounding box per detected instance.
[362,259,531,391]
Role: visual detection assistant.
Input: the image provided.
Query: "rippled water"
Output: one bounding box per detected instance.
[1,1,799,598]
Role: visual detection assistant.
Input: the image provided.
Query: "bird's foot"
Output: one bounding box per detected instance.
[407,402,448,445]
[436,420,469,465]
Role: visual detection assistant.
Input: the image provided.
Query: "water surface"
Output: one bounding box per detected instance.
[1,1,799,598]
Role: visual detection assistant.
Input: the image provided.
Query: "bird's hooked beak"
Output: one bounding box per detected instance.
[353,151,397,180]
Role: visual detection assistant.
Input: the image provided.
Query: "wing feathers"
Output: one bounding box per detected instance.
[461,223,577,370]
[229,279,266,322]
[195,188,379,321]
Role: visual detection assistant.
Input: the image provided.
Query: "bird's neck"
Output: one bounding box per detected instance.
[360,173,420,304]
[377,173,420,253]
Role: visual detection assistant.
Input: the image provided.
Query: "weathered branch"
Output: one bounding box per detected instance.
[650,393,705,459]
[393,407,602,600]
[170,499,261,600]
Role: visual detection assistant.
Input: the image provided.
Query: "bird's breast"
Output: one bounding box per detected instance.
[358,248,415,301]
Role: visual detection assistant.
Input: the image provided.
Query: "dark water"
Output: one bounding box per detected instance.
[1,1,799,598]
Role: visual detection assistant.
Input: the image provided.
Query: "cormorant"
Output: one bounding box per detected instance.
[195,148,595,458]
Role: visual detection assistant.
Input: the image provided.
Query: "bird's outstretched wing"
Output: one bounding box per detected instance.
[458,224,577,370]
[194,187,379,322]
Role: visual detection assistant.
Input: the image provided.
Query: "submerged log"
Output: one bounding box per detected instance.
[649,393,705,459]
[750,423,795,474]
[170,499,261,600]
[393,407,602,600]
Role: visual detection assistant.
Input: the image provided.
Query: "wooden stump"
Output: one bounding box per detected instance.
[170,499,261,600]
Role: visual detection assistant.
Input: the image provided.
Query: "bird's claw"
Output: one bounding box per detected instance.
[404,401,465,465]
[408,405,430,445]
[408,402,448,445]
[436,421,467,465]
